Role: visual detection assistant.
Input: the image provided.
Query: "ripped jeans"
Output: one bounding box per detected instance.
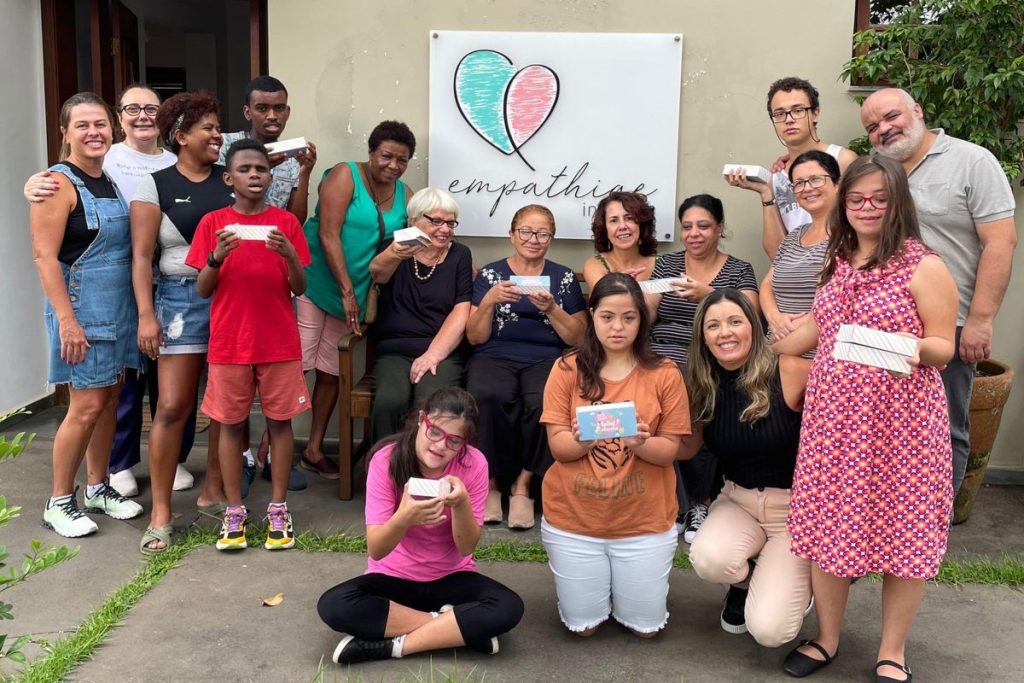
[155,275,210,355]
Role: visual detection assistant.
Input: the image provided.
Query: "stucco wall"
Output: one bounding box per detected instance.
[268,0,1023,471]
[0,0,51,415]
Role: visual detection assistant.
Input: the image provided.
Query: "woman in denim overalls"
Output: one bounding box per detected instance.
[29,92,144,537]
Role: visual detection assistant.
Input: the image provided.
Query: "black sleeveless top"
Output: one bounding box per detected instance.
[59,162,118,265]
[702,365,802,490]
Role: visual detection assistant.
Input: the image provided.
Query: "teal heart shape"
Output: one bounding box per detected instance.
[455,50,518,155]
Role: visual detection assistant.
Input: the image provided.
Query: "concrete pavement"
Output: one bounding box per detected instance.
[3,406,1023,681]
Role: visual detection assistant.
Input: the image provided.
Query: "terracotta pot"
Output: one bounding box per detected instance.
[952,359,1014,524]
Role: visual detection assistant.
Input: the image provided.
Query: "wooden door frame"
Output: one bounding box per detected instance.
[250,0,268,77]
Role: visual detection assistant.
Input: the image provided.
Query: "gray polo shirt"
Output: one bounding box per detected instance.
[907,129,1015,324]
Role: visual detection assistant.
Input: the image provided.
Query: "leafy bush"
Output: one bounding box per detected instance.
[0,409,77,670]
[842,0,1024,183]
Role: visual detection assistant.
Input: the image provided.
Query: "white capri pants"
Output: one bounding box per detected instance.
[541,517,678,634]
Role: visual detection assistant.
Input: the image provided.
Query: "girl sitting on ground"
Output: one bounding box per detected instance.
[317,387,524,664]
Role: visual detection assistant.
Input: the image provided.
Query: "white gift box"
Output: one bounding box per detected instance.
[639,278,687,294]
[226,224,274,240]
[394,226,432,247]
[408,477,451,499]
[264,136,308,159]
[510,275,550,296]
[833,325,918,377]
[722,163,771,185]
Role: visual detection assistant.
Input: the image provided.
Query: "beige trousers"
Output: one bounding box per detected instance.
[689,480,811,647]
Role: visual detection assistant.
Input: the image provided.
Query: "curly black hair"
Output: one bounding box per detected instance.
[590,191,657,256]
[766,76,820,115]
[156,90,220,154]
[367,120,416,156]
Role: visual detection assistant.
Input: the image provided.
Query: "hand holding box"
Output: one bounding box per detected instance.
[408,477,452,499]
[722,163,771,185]
[576,401,639,441]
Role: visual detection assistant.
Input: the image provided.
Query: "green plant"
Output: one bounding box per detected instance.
[0,409,77,670]
[842,0,1024,183]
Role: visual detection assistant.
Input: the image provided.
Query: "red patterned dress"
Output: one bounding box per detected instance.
[788,240,952,579]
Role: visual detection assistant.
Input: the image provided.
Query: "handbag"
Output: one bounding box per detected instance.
[361,183,388,325]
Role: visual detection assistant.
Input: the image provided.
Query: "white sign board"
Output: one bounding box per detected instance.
[428,30,683,241]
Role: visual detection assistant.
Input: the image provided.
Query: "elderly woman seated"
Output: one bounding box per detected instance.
[465,204,587,530]
[367,187,473,444]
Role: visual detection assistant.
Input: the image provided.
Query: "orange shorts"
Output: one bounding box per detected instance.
[202,360,310,425]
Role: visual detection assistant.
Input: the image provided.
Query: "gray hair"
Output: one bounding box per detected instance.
[406,187,459,224]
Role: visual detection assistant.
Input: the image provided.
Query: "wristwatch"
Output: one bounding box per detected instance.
[207,251,222,268]
[761,198,777,207]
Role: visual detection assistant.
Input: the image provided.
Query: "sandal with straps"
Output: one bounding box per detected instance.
[783,639,836,678]
[876,659,912,682]
[140,524,174,556]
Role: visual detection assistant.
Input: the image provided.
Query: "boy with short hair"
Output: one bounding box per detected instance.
[186,138,312,551]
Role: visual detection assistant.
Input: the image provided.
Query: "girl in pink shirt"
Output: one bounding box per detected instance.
[317,387,524,665]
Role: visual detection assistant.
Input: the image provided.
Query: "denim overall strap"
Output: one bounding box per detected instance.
[48,163,136,347]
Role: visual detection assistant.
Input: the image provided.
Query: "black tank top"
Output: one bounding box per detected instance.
[702,365,803,490]
[58,162,118,265]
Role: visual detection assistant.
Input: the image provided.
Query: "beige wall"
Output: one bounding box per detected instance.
[269,0,1023,472]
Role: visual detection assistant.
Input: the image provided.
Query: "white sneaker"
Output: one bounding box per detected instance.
[109,468,139,497]
[43,493,98,538]
[84,483,144,520]
[172,464,194,491]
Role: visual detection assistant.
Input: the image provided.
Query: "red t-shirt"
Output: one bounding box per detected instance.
[186,205,311,364]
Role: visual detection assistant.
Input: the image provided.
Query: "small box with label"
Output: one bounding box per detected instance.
[576,401,638,441]
[510,275,550,296]
[408,477,451,499]
[264,137,308,159]
[226,224,274,240]
[833,324,918,377]
[393,226,432,247]
[722,163,771,185]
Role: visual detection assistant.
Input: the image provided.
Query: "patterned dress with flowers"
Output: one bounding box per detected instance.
[788,240,952,579]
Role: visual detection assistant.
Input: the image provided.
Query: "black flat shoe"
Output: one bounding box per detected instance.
[783,639,836,678]
[876,659,912,682]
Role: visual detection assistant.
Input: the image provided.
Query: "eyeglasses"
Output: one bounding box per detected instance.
[792,175,830,193]
[514,228,553,243]
[845,194,889,210]
[120,104,159,116]
[770,106,813,123]
[421,413,468,452]
[422,214,459,229]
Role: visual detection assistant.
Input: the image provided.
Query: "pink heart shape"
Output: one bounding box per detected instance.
[505,65,559,150]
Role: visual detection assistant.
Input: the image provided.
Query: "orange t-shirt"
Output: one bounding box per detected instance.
[541,354,690,539]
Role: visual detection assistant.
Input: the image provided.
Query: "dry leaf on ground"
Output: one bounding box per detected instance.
[262,592,285,606]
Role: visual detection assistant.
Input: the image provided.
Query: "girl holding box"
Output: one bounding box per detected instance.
[540,272,690,638]
[772,156,957,681]
[317,387,524,664]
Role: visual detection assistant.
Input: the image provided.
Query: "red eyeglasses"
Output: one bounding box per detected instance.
[420,412,468,452]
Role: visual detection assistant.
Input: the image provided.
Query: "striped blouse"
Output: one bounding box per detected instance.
[770,223,828,358]
[650,252,758,368]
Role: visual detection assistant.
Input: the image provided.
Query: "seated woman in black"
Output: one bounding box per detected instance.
[681,288,812,647]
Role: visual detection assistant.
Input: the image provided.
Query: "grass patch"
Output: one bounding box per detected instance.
[932,554,1024,587]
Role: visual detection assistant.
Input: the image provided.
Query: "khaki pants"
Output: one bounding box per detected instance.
[689,480,811,647]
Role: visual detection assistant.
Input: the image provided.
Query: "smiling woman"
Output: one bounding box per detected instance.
[130,90,236,554]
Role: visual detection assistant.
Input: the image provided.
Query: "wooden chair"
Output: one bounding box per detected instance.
[336,332,375,500]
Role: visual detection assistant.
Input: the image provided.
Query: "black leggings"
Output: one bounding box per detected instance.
[317,571,524,654]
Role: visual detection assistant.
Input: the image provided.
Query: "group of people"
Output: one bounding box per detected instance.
[26,72,1015,682]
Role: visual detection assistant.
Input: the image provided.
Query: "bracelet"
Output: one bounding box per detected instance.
[761,198,776,207]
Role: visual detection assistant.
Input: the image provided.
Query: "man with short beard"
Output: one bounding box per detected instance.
[860,87,1017,500]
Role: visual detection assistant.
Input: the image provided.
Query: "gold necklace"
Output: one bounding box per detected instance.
[362,162,395,207]
[412,246,447,282]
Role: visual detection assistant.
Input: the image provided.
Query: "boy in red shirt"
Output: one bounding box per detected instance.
[186,139,312,551]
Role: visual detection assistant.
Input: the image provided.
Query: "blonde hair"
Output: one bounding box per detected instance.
[687,289,777,424]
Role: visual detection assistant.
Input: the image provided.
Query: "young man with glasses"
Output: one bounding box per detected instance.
[725,77,856,259]
[861,87,1017,500]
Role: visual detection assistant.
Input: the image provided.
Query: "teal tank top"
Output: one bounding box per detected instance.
[303,161,408,320]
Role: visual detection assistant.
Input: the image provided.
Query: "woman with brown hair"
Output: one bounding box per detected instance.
[30,92,144,537]
[773,156,958,682]
[581,191,659,292]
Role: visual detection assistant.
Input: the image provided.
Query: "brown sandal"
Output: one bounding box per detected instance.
[484,490,503,524]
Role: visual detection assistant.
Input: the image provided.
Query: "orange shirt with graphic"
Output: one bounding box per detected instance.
[541,354,690,539]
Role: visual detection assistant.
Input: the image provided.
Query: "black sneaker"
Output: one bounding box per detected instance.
[720,585,748,634]
[332,635,395,664]
[241,460,257,500]
[682,503,708,544]
[261,460,307,491]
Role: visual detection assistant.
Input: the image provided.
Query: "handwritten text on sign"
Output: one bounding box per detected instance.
[428,31,683,240]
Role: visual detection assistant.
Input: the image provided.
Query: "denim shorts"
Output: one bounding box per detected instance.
[45,311,123,389]
[156,276,210,354]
